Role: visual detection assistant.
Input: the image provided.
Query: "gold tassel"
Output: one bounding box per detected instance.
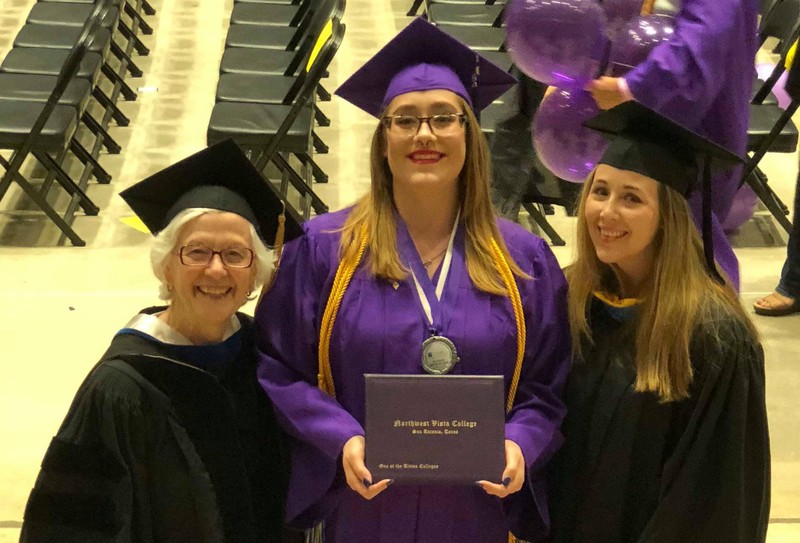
[257,212,287,306]
[640,0,656,15]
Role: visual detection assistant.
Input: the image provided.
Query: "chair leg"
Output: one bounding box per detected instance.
[111,41,143,77]
[93,87,131,126]
[69,139,112,184]
[82,112,122,154]
[407,0,424,16]
[33,151,100,215]
[522,202,566,246]
[298,152,328,183]
[0,155,87,245]
[141,0,157,17]
[314,105,331,127]
[312,131,329,154]
[117,20,150,56]
[124,3,154,34]
[316,83,331,102]
[744,167,793,234]
[101,63,137,102]
[271,153,329,214]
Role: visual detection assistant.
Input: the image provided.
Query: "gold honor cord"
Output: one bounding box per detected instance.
[317,225,369,397]
[640,0,656,15]
[257,213,287,307]
[490,238,526,413]
[317,228,526,413]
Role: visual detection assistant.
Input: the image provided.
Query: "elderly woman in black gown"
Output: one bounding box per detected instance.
[21,141,304,543]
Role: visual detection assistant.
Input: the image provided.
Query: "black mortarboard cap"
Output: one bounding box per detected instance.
[335,17,516,117]
[584,101,744,283]
[120,140,303,245]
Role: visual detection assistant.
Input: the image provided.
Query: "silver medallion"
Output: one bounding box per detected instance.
[421,335,460,375]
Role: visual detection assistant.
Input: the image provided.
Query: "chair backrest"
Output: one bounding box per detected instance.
[255,17,346,171]
[287,0,343,51]
[287,0,317,26]
[759,0,800,46]
[784,40,800,101]
[285,0,345,74]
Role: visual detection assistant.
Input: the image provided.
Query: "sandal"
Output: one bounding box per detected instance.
[753,292,800,316]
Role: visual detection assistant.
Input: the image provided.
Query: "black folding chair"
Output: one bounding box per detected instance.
[220,0,343,105]
[208,18,346,220]
[744,30,800,234]
[230,0,313,27]
[0,3,111,246]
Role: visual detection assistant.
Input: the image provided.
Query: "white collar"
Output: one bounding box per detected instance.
[123,312,241,345]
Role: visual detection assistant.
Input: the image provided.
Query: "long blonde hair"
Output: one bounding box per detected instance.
[567,171,759,401]
[338,98,526,295]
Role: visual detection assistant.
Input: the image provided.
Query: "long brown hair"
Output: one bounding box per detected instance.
[567,171,759,401]
[338,97,527,295]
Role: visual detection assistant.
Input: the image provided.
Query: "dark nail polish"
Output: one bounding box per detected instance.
[474,481,484,487]
[502,477,511,487]
[363,478,372,488]
[386,479,395,488]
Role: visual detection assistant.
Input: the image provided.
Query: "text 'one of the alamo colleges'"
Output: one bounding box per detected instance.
[378,463,440,470]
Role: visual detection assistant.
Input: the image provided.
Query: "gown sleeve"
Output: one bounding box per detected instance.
[624,0,744,121]
[636,317,770,543]
[255,232,364,527]
[502,234,571,541]
[20,363,154,543]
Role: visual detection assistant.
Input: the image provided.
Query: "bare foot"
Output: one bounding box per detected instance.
[753,291,798,315]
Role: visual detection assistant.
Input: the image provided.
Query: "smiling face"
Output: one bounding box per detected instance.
[383,89,467,191]
[164,212,256,335]
[584,164,661,287]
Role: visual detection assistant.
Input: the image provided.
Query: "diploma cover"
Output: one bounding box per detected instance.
[365,374,505,484]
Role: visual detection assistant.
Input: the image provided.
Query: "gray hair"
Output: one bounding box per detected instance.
[150,208,274,300]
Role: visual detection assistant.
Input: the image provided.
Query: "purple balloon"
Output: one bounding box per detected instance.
[602,0,642,40]
[505,0,609,89]
[608,15,675,77]
[532,89,609,183]
[722,185,758,233]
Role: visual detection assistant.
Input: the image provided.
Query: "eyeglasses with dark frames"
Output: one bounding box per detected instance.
[177,245,254,268]
[382,113,467,136]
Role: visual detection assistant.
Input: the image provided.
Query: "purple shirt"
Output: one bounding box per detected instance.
[255,208,570,542]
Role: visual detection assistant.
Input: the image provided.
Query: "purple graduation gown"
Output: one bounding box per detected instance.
[256,208,570,542]
[625,0,760,289]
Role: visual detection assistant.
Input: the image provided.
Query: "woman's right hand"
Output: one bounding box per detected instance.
[342,435,392,500]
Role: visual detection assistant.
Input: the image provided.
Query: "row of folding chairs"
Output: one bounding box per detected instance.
[0,0,156,246]
[206,0,347,221]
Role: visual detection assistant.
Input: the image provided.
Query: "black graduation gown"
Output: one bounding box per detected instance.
[547,299,771,543]
[21,310,300,543]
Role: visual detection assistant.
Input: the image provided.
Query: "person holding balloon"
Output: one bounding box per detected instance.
[505,0,759,289]
[545,101,770,543]
[586,0,760,289]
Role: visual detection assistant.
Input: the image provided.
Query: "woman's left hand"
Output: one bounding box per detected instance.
[476,439,525,498]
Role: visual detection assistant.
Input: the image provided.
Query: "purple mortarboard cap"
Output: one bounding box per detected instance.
[335,17,516,117]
